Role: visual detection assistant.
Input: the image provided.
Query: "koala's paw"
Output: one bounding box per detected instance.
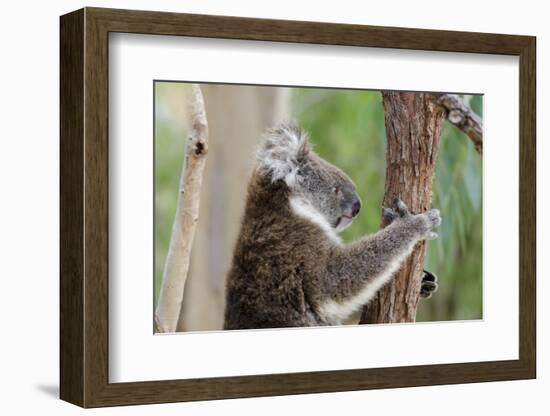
[393,197,411,217]
[417,208,442,240]
[420,270,438,299]
[386,199,442,240]
[426,209,442,227]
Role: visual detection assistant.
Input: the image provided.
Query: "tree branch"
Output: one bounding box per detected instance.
[155,85,209,333]
[437,94,483,155]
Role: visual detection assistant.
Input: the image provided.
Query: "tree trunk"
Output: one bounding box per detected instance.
[360,91,445,324]
[155,86,209,333]
[176,85,290,331]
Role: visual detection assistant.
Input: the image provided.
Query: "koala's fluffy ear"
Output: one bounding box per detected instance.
[256,123,310,186]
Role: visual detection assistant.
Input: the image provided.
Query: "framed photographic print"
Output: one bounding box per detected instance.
[60,7,536,408]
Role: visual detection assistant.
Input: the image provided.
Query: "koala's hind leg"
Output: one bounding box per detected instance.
[420,270,438,299]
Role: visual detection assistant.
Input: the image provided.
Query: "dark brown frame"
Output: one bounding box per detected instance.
[60,7,536,408]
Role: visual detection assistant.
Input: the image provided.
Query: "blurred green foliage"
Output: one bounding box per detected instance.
[155,82,188,304]
[155,83,483,322]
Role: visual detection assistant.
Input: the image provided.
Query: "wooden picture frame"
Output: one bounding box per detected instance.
[60,7,536,408]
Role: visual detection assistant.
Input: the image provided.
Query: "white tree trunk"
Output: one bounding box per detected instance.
[155,86,209,333]
[177,85,290,331]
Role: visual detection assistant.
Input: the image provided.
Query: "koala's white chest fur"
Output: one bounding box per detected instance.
[289,196,342,245]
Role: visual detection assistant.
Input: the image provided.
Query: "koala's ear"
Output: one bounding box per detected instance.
[256,123,310,187]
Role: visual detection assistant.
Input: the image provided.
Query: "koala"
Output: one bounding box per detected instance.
[223,123,441,330]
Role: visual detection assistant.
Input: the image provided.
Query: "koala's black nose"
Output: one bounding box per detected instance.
[351,199,361,217]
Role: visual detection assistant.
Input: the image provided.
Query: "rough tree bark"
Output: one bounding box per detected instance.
[360,91,445,324]
[154,85,209,333]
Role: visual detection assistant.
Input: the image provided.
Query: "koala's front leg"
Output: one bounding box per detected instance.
[319,199,441,321]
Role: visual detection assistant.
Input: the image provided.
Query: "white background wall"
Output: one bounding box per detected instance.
[0,0,546,414]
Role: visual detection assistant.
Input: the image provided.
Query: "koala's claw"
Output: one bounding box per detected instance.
[393,197,410,217]
[420,270,438,299]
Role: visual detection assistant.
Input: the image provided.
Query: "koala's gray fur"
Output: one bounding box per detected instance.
[223,123,441,330]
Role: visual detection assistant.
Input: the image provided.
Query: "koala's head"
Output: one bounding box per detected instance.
[256,123,361,232]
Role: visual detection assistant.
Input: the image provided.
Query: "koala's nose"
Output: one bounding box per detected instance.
[351,199,361,217]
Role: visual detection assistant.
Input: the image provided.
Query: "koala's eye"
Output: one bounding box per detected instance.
[332,186,340,195]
